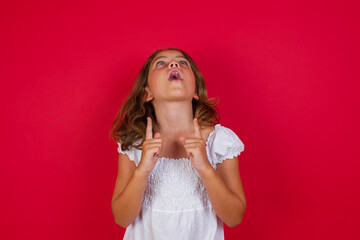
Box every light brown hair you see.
[109,48,220,151]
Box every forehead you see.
[152,50,186,62]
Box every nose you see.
[168,60,179,69]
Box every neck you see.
[152,100,195,136]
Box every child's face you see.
[145,50,197,103]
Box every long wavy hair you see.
[110,48,220,151]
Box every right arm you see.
[111,117,162,228]
[111,154,150,228]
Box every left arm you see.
[199,157,246,227]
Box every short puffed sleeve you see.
[117,139,142,167]
[206,124,245,169]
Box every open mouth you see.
[168,69,184,81]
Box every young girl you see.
[110,48,246,240]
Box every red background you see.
[1,0,359,239]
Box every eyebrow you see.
[152,55,188,64]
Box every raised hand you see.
[179,118,213,174]
[137,117,163,175]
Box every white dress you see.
[117,124,245,240]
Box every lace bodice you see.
[142,157,211,212]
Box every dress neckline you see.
[158,123,221,160]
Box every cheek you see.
[184,70,195,81]
[189,73,196,87]
[148,70,163,81]
[147,72,157,86]
[147,73,163,92]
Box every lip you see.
[167,69,184,81]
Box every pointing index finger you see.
[146,117,153,139]
[193,118,202,138]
